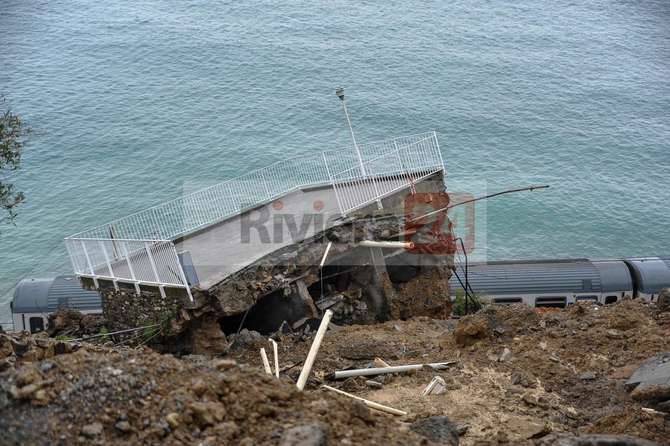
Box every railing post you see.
[121,241,141,295]
[395,142,416,195]
[323,152,345,215]
[80,240,99,288]
[173,245,194,302]
[98,240,119,291]
[433,131,445,173]
[144,242,165,299]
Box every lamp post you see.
[336,87,366,176]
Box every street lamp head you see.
[335,87,345,101]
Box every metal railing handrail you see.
[65,132,439,242]
[331,135,434,177]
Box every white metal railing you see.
[64,132,444,296]
[65,238,193,300]
[328,132,444,213]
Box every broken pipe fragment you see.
[260,348,272,375]
[321,385,407,416]
[296,309,333,391]
[331,361,456,380]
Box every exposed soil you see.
[1,299,669,445]
[228,299,670,445]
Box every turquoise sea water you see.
[1,0,669,320]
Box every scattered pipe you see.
[358,240,414,249]
[296,309,333,391]
[269,339,279,379]
[319,241,333,269]
[322,385,407,416]
[260,348,272,375]
[331,361,456,380]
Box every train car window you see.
[605,296,618,304]
[29,317,44,333]
[576,295,598,302]
[493,297,522,304]
[535,296,567,308]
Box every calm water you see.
[1,0,669,320]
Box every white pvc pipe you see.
[319,241,333,269]
[332,361,455,380]
[260,348,272,375]
[322,385,407,416]
[358,240,415,250]
[296,309,333,391]
[269,339,279,379]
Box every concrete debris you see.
[422,376,447,396]
[81,422,103,438]
[626,352,670,403]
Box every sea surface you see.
[1,0,669,322]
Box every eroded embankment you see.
[2,300,668,445]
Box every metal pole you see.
[336,88,366,176]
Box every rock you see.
[626,352,670,402]
[31,389,49,405]
[15,366,43,387]
[506,416,549,440]
[630,383,670,403]
[579,371,597,381]
[231,329,263,349]
[499,347,512,362]
[365,380,383,389]
[165,412,180,429]
[189,401,226,427]
[454,316,490,347]
[81,422,103,438]
[279,423,328,446]
[606,329,625,339]
[657,288,670,313]
[410,416,459,445]
[0,335,14,358]
[212,359,237,370]
[114,421,132,433]
[190,315,228,356]
[511,370,535,388]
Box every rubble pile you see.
[2,299,669,445]
[47,309,105,338]
[227,299,670,445]
[0,341,425,446]
[0,331,76,372]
